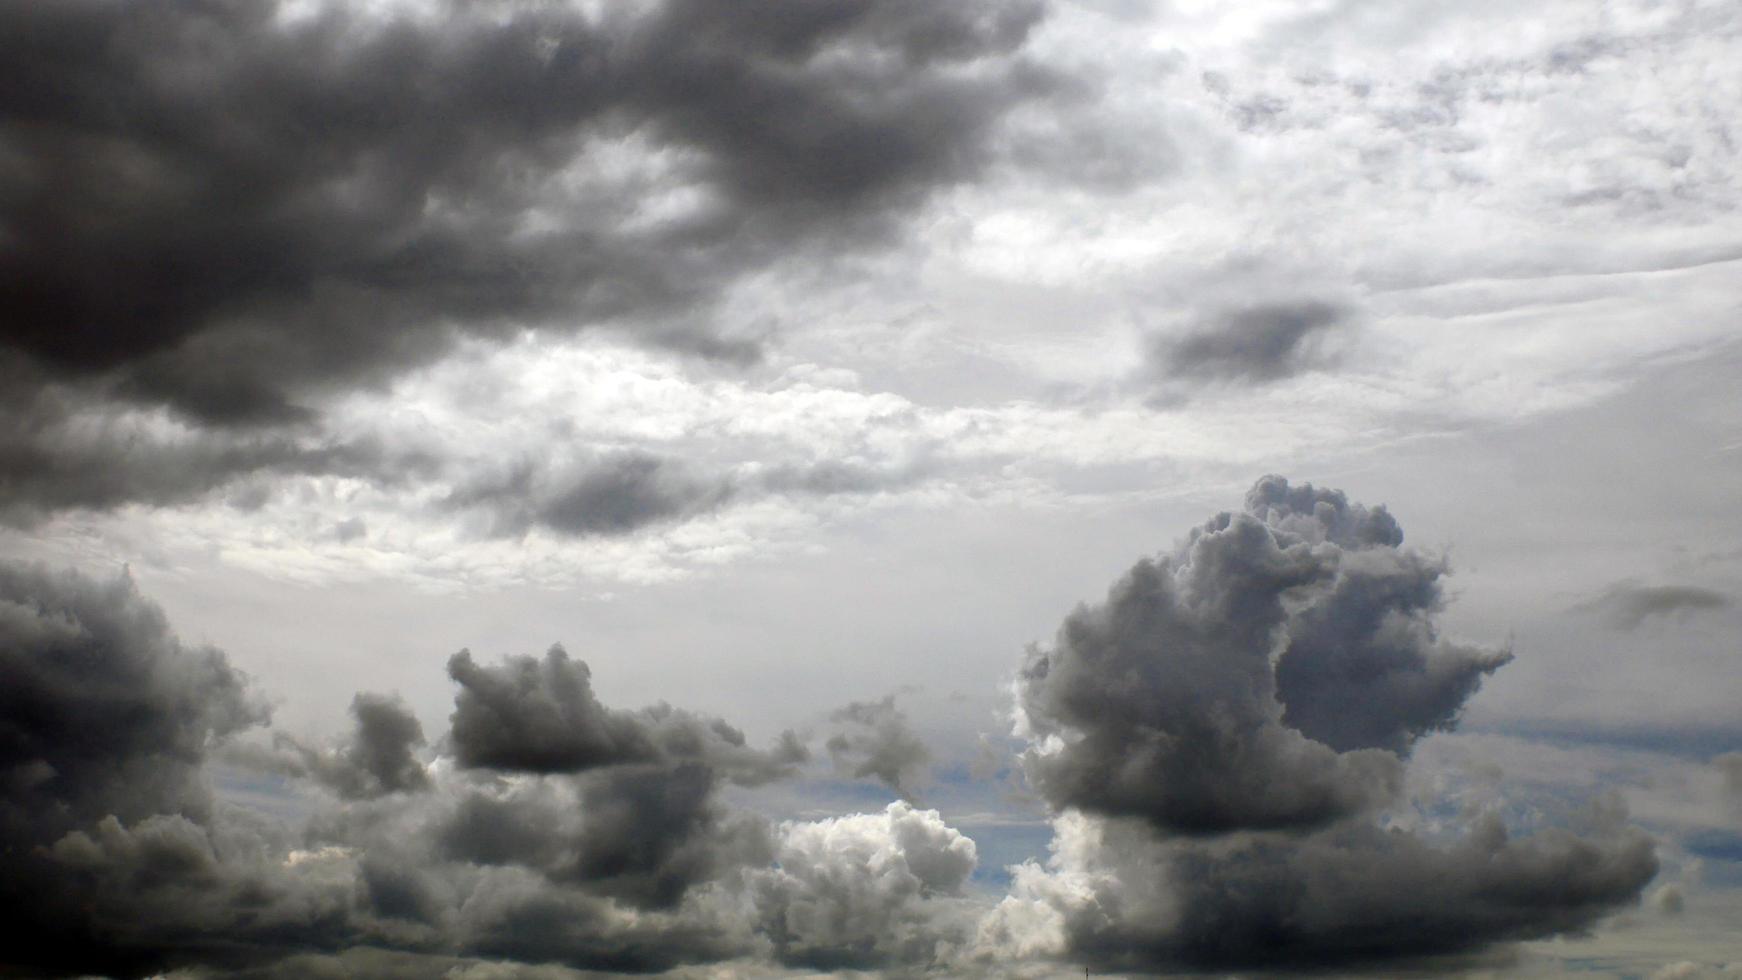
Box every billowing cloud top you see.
[1016,475,1510,835]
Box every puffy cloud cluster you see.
[752,802,979,970]
[995,476,1655,972]
[0,560,968,977]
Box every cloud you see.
[982,804,1657,974]
[0,562,265,837]
[1252,477,1515,755]
[824,695,934,799]
[1150,300,1349,385]
[751,801,979,970]
[1016,477,1446,835]
[423,762,772,913]
[1576,582,1733,630]
[444,453,738,539]
[447,645,660,773]
[282,693,432,801]
[0,562,290,976]
[995,478,1655,972]
[0,392,412,526]
[0,466,1677,978]
[0,0,1051,511]
[446,644,804,785]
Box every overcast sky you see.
[2,0,1740,977]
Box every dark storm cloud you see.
[0,562,328,978]
[1251,477,1515,755]
[0,562,265,837]
[1017,486,1397,834]
[1041,810,1658,975]
[1575,581,1733,630]
[447,645,662,772]
[994,478,1657,974]
[0,0,1050,513]
[1016,476,1511,834]
[824,695,933,799]
[1151,300,1348,384]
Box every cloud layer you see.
[0,0,1048,518]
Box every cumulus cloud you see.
[996,477,1654,972]
[1576,581,1733,630]
[446,644,805,784]
[824,695,934,799]
[0,562,300,976]
[1019,478,1412,834]
[752,801,979,970]
[0,0,1051,514]
[0,563,265,836]
[282,694,432,800]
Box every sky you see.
[1,0,1740,977]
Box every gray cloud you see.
[1017,476,1511,834]
[0,562,265,838]
[284,693,432,801]
[0,562,292,977]
[1253,477,1515,755]
[426,764,772,914]
[1576,582,1733,630]
[446,645,804,785]
[991,806,1657,975]
[1017,480,1412,835]
[0,0,1050,513]
[1151,300,1348,384]
[445,453,738,539]
[448,645,659,773]
[441,453,938,542]
[824,695,934,799]
[992,479,1657,973]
